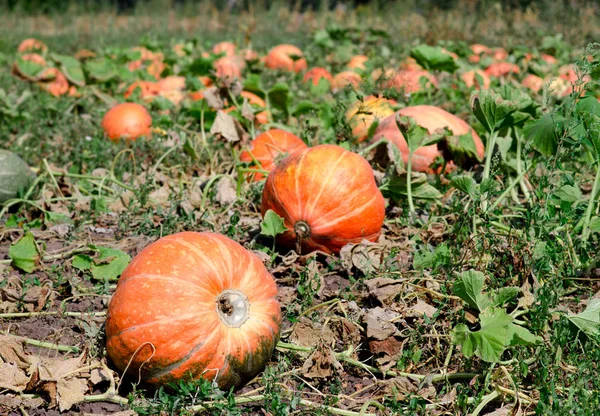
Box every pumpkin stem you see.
[294,221,310,254]
[216,290,250,328]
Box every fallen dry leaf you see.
[301,343,343,379]
[409,299,438,319]
[290,317,335,347]
[210,110,246,143]
[215,176,237,205]
[363,307,401,340]
[365,277,404,305]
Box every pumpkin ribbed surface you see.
[261,144,385,254]
[239,129,308,181]
[101,102,152,142]
[373,105,484,172]
[105,232,281,389]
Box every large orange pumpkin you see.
[264,44,307,73]
[101,102,152,142]
[239,129,308,181]
[261,145,385,254]
[105,232,281,389]
[372,105,484,173]
[345,96,396,142]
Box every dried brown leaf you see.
[363,307,401,340]
[210,110,246,143]
[365,278,403,305]
[301,343,342,379]
[215,177,237,205]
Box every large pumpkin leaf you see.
[52,53,85,86]
[380,172,442,201]
[13,56,46,81]
[395,115,446,153]
[268,82,290,115]
[410,45,458,73]
[523,112,565,156]
[452,270,491,312]
[567,299,600,338]
[0,150,36,204]
[471,87,534,133]
[85,58,117,82]
[452,308,512,363]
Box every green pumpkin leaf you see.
[14,56,46,80]
[567,299,600,338]
[491,287,520,307]
[380,172,442,201]
[523,112,564,157]
[452,270,491,312]
[52,53,85,86]
[507,323,543,346]
[444,130,482,164]
[452,308,512,362]
[471,87,534,133]
[86,58,117,82]
[9,232,40,273]
[261,210,288,238]
[450,175,478,198]
[395,115,446,153]
[90,247,131,282]
[268,82,290,115]
[410,45,458,73]
[309,77,331,96]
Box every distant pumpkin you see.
[101,102,152,142]
[264,44,307,73]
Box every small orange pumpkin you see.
[331,71,362,92]
[214,55,245,79]
[105,231,281,389]
[303,67,333,86]
[347,55,368,70]
[521,74,545,94]
[239,129,308,181]
[124,81,161,102]
[224,91,269,125]
[264,44,307,73]
[484,62,520,78]
[38,68,69,97]
[212,41,236,57]
[461,69,491,90]
[261,145,385,254]
[17,38,48,54]
[101,102,152,142]
[372,105,484,173]
[385,70,438,94]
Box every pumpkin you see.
[17,38,48,54]
[385,70,438,94]
[239,129,308,181]
[345,96,396,142]
[521,74,544,94]
[303,67,333,86]
[158,76,186,93]
[470,44,490,56]
[224,91,269,125]
[460,69,491,90]
[124,81,161,102]
[347,55,368,70]
[331,71,362,92]
[0,150,36,204]
[213,41,236,57]
[261,144,385,254]
[101,103,152,142]
[214,55,245,79]
[38,68,69,97]
[105,231,281,389]
[12,53,47,81]
[264,44,307,73]
[398,57,423,72]
[372,105,484,173]
[484,62,520,78]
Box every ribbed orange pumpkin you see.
[484,62,520,78]
[331,71,362,92]
[105,232,281,389]
[239,129,308,181]
[372,105,484,173]
[521,74,545,94]
[101,102,152,142]
[261,145,385,254]
[264,44,307,73]
[385,70,438,94]
[345,96,396,142]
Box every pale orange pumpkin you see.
[347,55,368,70]
[224,91,269,125]
[239,129,308,181]
[124,81,161,102]
[372,105,484,173]
[484,62,520,78]
[212,41,236,57]
[105,231,281,389]
[345,96,397,142]
[214,55,245,79]
[17,38,48,54]
[461,69,491,90]
[385,70,438,94]
[261,144,385,254]
[331,71,362,92]
[38,68,69,97]
[521,74,545,94]
[264,44,307,73]
[303,67,333,86]
[101,102,152,142]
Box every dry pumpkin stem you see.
[1,332,80,353]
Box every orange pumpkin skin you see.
[101,103,152,142]
[521,74,544,94]
[224,91,269,124]
[347,55,368,70]
[303,67,333,85]
[38,68,69,97]
[105,232,281,389]
[17,38,48,54]
[213,41,236,57]
[345,96,396,142]
[372,105,484,173]
[261,145,385,255]
[331,71,362,92]
[124,81,161,102]
[214,55,245,79]
[484,62,520,78]
[239,129,308,181]
[461,69,491,89]
[264,44,307,73]
[386,70,438,94]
